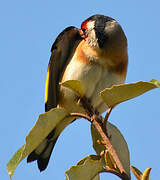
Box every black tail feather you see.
[27,128,58,171]
[37,137,58,171]
[38,157,51,172]
[27,151,39,163]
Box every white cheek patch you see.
[87,21,95,30]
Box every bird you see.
[27,14,128,171]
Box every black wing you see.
[27,27,82,171]
[45,26,82,112]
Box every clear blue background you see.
[1,1,160,179]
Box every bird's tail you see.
[27,116,75,171]
[27,128,58,171]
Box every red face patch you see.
[81,18,89,40]
[81,18,89,31]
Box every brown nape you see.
[100,35,128,77]
[102,51,128,77]
[110,58,128,77]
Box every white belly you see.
[59,59,125,114]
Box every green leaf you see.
[100,79,160,108]
[6,145,25,179]
[130,166,151,180]
[61,80,84,96]
[91,122,130,177]
[105,151,117,170]
[65,155,104,180]
[142,168,151,180]
[7,108,71,179]
[130,166,142,179]
[91,174,100,180]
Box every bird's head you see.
[80,14,127,50]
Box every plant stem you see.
[70,97,130,180]
[91,115,130,180]
[70,112,91,122]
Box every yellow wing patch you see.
[45,65,50,104]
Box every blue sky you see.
[1,0,160,180]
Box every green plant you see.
[7,79,160,180]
